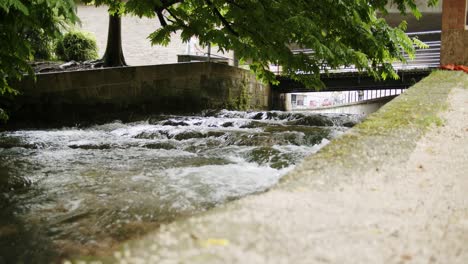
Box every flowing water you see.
[0,110,363,262]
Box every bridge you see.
[273,30,441,93]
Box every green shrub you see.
[25,28,55,60]
[55,31,99,61]
[0,108,8,122]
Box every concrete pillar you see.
[441,0,468,65]
[285,94,293,111]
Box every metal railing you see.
[272,30,441,75]
[395,30,441,70]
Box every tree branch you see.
[223,0,245,9]
[156,10,168,27]
[165,8,190,29]
[154,0,186,28]
[158,0,185,10]
[204,0,239,37]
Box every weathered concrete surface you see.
[95,71,468,264]
[5,62,269,127]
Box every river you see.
[0,110,362,262]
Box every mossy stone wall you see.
[5,62,270,127]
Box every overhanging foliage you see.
[0,0,78,120]
[125,0,438,87]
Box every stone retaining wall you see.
[5,62,270,127]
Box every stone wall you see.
[5,62,270,127]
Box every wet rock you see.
[143,142,176,150]
[286,115,334,127]
[173,131,206,141]
[245,147,293,169]
[252,113,264,120]
[245,147,280,164]
[0,166,32,193]
[222,122,234,127]
[162,120,190,127]
[265,112,280,120]
[265,112,295,120]
[201,109,219,117]
[134,131,167,139]
[0,136,41,149]
[227,133,275,146]
[206,131,226,138]
[147,116,170,124]
[342,121,356,128]
[68,144,112,150]
[239,121,269,129]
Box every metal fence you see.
[272,30,441,75]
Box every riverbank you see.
[100,71,467,263]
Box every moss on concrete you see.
[279,71,467,189]
[224,77,252,111]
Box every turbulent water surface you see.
[0,110,362,261]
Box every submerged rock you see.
[68,144,112,150]
[0,136,41,149]
[161,120,190,127]
[134,131,168,139]
[252,113,265,120]
[245,147,293,169]
[286,115,334,127]
[0,166,32,193]
[173,131,206,141]
[239,121,270,129]
[264,126,330,145]
[222,122,234,127]
[143,142,176,150]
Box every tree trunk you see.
[102,13,126,67]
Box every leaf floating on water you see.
[202,238,230,247]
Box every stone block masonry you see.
[5,62,270,128]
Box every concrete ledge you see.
[93,71,467,263]
[281,71,465,189]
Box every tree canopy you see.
[1,0,439,109]
[0,0,77,120]
[87,0,439,86]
